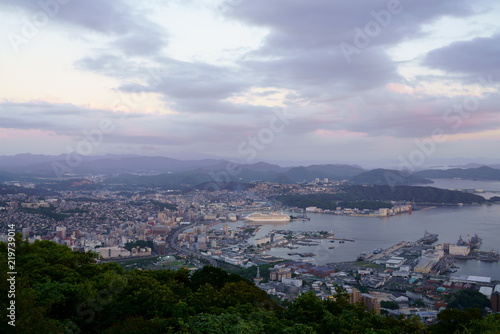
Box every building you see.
[153,240,167,255]
[255,236,271,246]
[449,245,470,256]
[479,286,493,299]
[414,257,438,274]
[492,286,500,312]
[56,226,66,239]
[362,293,381,314]
[385,257,405,269]
[152,225,169,235]
[269,267,292,281]
[97,246,131,259]
[347,287,362,304]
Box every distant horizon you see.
[1,152,499,170]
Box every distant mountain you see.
[3,154,498,186]
[103,163,365,188]
[241,162,289,173]
[348,169,433,186]
[303,164,365,178]
[0,154,229,175]
[415,166,500,181]
[273,164,365,184]
[0,153,66,167]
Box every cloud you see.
[1,0,167,55]
[423,33,500,78]
[222,0,476,99]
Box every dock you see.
[363,241,408,261]
[330,238,355,242]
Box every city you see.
[2,175,499,324]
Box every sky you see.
[0,0,499,166]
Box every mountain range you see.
[0,154,499,187]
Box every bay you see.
[239,204,500,279]
[418,178,500,199]
[215,180,500,279]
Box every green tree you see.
[447,290,491,311]
[380,300,400,310]
[428,308,483,334]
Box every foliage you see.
[18,205,68,221]
[277,185,485,209]
[427,308,483,334]
[446,290,491,311]
[124,240,154,251]
[337,200,393,210]
[150,199,178,211]
[380,300,400,310]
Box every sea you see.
[223,179,500,280]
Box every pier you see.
[363,241,408,261]
[330,238,355,242]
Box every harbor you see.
[249,204,500,279]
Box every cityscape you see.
[1,0,500,332]
[2,165,500,326]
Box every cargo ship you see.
[457,234,482,250]
[244,212,291,223]
[417,230,439,244]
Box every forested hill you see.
[2,237,500,333]
[276,185,486,210]
[415,166,500,181]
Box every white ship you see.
[244,211,291,223]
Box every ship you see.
[478,251,499,262]
[244,211,291,223]
[457,234,482,249]
[298,252,315,257]
[417,230,439,244]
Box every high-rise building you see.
[56,226,66,239]
[22,227,30,238]
[362,293,381,314]
[153,240,167,255]
[158,210,167,224]
[347,287,362,304]
[492,286,500,313]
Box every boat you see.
[287,252,298,256]
[244,211,291,223]
[417,230,439,244]
[298,252,315,257]
[457,234,482,249]
[328,246,335,249]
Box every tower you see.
[253,266,263,284]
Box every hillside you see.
[349,169,433,186]
[3,238,500,333]
[277,185,486,209]
[415,166,500,181]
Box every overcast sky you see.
[0,0,499,165]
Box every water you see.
[253,205,500,276]
[417,178,500,199]
[214,180,500,279]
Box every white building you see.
[449,245,470,256]
[386,257,405,269]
